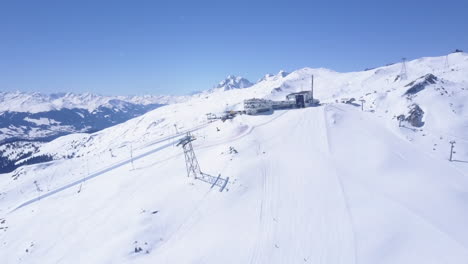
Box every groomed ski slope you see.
[2,104,468,263]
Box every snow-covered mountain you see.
[257,70,289,82]
[1,52,468,263]
[0,92,187,113]
[0,92,189,173]
[0,91,189,142]
[212,75,253,91]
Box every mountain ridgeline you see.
[0,102,163,143]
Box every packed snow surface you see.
[0,53,467,263]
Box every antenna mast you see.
[400,58,408,80]
[311,75,314,102]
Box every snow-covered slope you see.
[0,52,467,263]
[257,70,290,82]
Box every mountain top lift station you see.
[244,75,319,115]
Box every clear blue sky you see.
[1,0,467,95]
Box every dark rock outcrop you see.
[405,104,425,127]
[404,74,438,96]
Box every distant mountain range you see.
[0,92,188,113]
[0,92,188,173]
[0,92,188,143]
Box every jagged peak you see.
[214,75,253,91]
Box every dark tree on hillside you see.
[17,155,54,167]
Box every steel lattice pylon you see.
[177,132,201,179]
[176,132,229,192]
[400,57,408,80]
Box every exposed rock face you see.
[406,104,425,127]
[404,74,438,96]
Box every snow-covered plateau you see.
[0,52,467,263]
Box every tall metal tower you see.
[176,132,201,179]
[444,55,449,70]
[400,58,408,80]
[310,75,314,102]
[176,132,230,192]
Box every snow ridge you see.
[213,75,253,91]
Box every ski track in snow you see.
[246,107,356,263]
[323,105,359,264]
[325,105,468,262]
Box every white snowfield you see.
[0,53,468,263]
